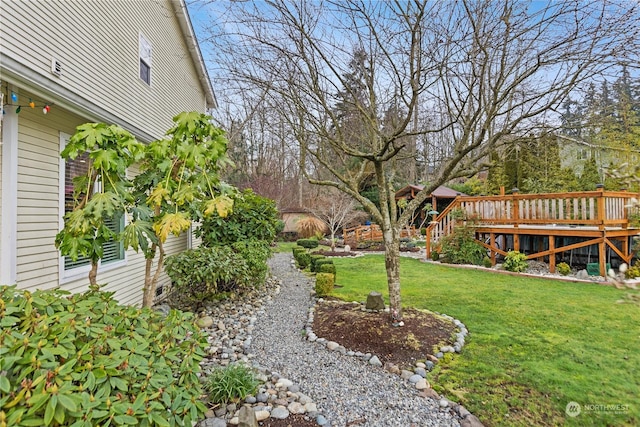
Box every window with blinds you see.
[63,153,124,270]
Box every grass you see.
[330,255,640,427]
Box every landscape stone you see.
[365,291,385,310]
[425,361,435,370]
[304,402,318,413]
[270,407,290,419]
[317,415,329,425]
[254,410,270,422]
[368,355,382,366]
[238,406,258,427]
[460,414,485,427]
[414,367,427,378]
[287,401,306,414]
[256,393,268,403]
[276,378,293,388]
[409,374,423,384]
[415,378,429,390]
[400,370,414,380]
[196,316,214,328]
[326,341,340,351]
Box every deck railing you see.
[343,224,419,244]
[427,189,639,244]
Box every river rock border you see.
[304,298,483,427]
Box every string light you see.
[11,92,17,102]
[43,105,50,114]
[29,99,35,108]
[0,84,53,115]
[15,106,21,114]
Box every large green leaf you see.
[121,220,156,254]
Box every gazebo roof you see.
[395,184,466,200]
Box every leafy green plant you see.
[504,250,528,272]
[231,240,272,285]
[625,261,640,279]
[295,251,311,269]
[315,273,334,297]
[310,255,326,272]
[557,262,571,276]
[196,189,280,247]
[204,365,259,404]
[165,246,253,311]
[319,263,336,278]
[430,251,440,261]
[483,256,492,268]
[55,123,145,286]
[56,113,235,307]
[296,239,319,249]
[0,285,207,427]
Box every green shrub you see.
[296,238,319,249]
[438,212,485,265]
[166,246,252,310]
[310,255,326,272]
[231,240,272,285]
[315,273,335,296]
[0,285,207,427]
[197,189,280,247]
[557,262,571,276]
[296,251,311,269]
[483,256,493,268]
[315,258,334,271]
[625,261,640,279]
[420,227,427,236]
[319,263,336,277]
[504,250,528,272]
[204,365,259,404]
[430,250,440,261]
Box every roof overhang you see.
[171,0,217,109]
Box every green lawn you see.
[330,255,640,427]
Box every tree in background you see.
[203,0,640,319]
[310,189,367,251]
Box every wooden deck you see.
[425,188,640,276]
[343,224,419,246]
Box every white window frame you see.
[58,132,127,284]
[139,32,152,85]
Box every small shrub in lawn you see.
[296,251,311,269]
[319,263,336,278]
[0,285,208,427]
[315,258,334,272]
[504,250,528,272]
[315,273,335,296]
[430,251,440,261]
[483,256,493,268]
[310,255,326,272]
[205,364,259,404]
[557,262,571,276]
[297,238,319,249]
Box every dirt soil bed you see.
[312,299,456,368]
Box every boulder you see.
[238,406,258,427]
[365,291,385,310]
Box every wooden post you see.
[512,188,519,228]
[598,239,606,277]
[596,183,605,231]
[513,233,520,252]
[549,235,556,273]
[490,233,496,265]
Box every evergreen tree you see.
[578,157,601,190]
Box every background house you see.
[0,0,215,305]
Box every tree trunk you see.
[88,262,98,286]
[382,223,402,320]
[142,241,166,308]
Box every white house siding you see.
[12,99,186,305]
[0,0,207,141]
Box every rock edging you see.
[304,297,483,427]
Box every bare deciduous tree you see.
[201,0,640,319]
[310,189,368,251]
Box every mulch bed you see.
[312,300,456,368]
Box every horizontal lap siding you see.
[1,0,207,140]
[14,103,187,305]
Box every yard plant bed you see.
[313,299,456,368]
[329,255,640,427]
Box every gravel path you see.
[250,252,461,427]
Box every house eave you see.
[171,0,216,109]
